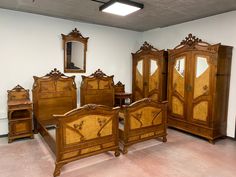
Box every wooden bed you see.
[80,69,115,107]
[32,69,120,176]
[119,98,168,154]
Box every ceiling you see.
[1,0,236,31]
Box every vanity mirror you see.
[62,28,89,73]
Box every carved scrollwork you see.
[46,68,65,78]
[135,41,159,54]
[7,85,30,101]
[8,85,26,92]
[83,104,98,110]
[90,69,108,78]
[180,33,202,46]
[62,28,87,40]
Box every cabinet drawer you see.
[10,120,32,135]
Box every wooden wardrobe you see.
[132,42,168,102]
[168,34,232,143]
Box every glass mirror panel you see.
[175,58,185,77]
[194,56,210,99]
[137,60,143,75]
[173,57,185,97]
[66,41,84,70]
[149,59,159,92]
[196,56,209,78]
[136,60,143,91]
[150,59,158,75]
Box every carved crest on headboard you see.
[90,69,109,78]
[45,68,66,78]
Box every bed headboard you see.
[32,68,77,125]
[80,69,114,107]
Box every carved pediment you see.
[134,41,159,54]
[62,28,88,40]
[180,33,202,47]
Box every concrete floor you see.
[0,128,236,177]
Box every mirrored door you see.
[169,55,187,119]
[190,54,212,125]
[134,58,144,101]
[148,58,160,101]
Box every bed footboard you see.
[53,104,120,176]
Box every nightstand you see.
[7,85,34,143]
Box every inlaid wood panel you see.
[171,96,184,116]
[193,101,208,122]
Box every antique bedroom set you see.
[6,30,232,176]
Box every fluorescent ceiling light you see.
[99,0,144,16]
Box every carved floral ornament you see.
[91,69,110,78]
[135,41,159,53]
[46,68,65,78]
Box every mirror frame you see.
[61,28,89,73]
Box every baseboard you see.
[226,136,236,141]
[0,134,8,138]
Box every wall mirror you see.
[62,28,89,73]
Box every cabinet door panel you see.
[134,58,144,100]
[190,53,215,125]
[169,55,187,118]
[148,58,159,100]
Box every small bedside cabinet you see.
[114,81,132,107]
[7,85,34,143]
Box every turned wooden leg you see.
[33,118,39,134]
[122,146,128,154]
[8,139,13,143]
[209,139,215,144]
[53,163,64,177]
[114,149,120,157]
[162,136,167,143]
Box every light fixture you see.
[99,0,144,16]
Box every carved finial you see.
[180,33,202,47]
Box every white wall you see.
[0,9,141,135]
[142,11,236,137]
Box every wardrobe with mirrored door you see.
[132,42,168,102]
[168,34,232,143]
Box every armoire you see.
[132,42,168,102]
[167,34,232,143]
